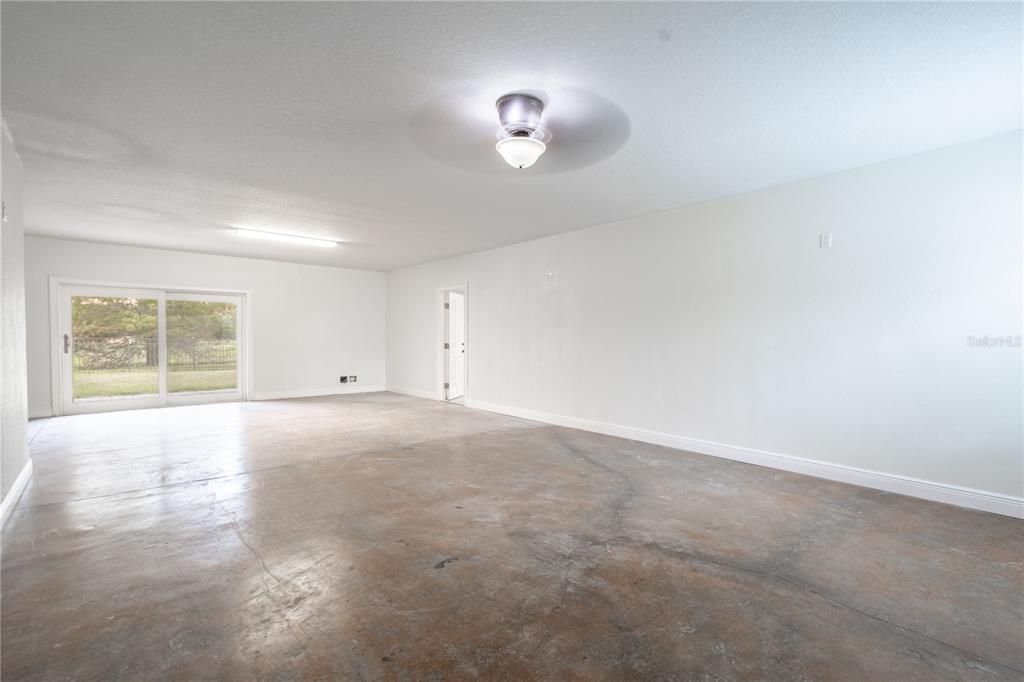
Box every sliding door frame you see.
[48,277,251,417]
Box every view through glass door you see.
[59,284,244,415]
[166,293,240,396]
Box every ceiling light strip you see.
[234,228,339,248]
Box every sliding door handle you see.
[64,334,70,354]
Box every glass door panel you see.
[72,295,160,399]
[61,286,165,415]
[166,299,239,394]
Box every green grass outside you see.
[73,369,237,399]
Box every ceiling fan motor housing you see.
[496,93,544,137]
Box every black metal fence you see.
[73,337,237,373]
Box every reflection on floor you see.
[3,393,1022,680]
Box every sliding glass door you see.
[59,285,244,415]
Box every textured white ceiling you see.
[2,2,1020,271]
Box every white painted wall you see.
[1,123,31,504]
[25,238,386,415]
[387,132,1023,503]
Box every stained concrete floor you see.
[2,392,1022,681]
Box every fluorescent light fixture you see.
[234,228,338,248]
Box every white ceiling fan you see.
[494,92,549,170]
[410,86,630,176]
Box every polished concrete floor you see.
[2,392,1022,680]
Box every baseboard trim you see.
[1,458,33,530]
[251,385,386,401]
[466,399,1024,520]
[387,385,443,401]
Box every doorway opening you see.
[441,286,467,404]
[53,281,246,415]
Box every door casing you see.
[437,283,468,403]
[445,290,466,401]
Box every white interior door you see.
[446,291,466,400]
[58,284,244,415]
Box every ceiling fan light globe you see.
[495,136,546,169]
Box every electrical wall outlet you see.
[339,376,348,383]
[349,376,357,383]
